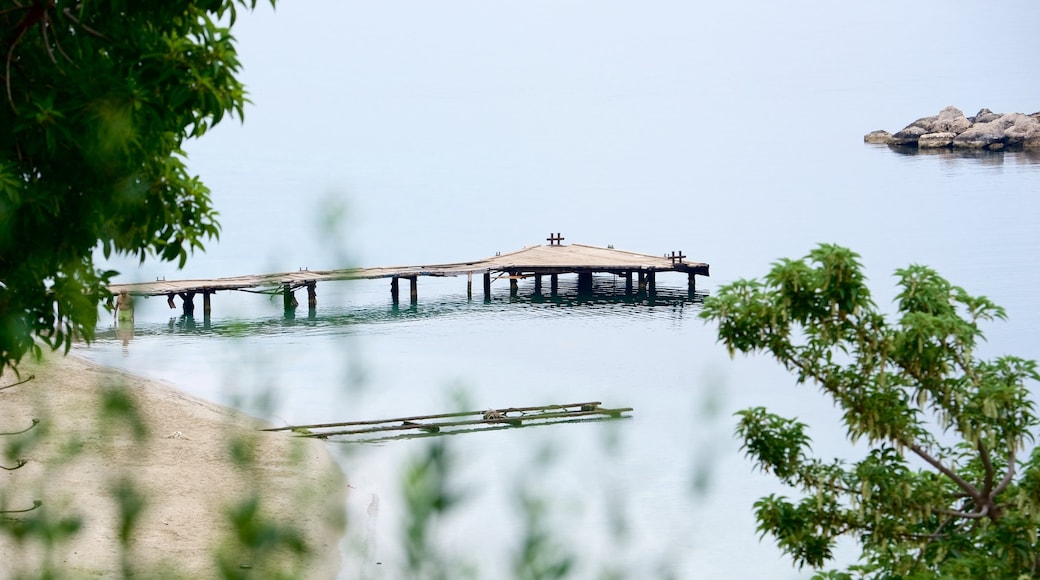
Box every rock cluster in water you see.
[864,106,1040,150]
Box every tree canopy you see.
[0,0,268,372]
[701,244,1040,578]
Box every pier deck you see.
[107,236,709,316]
[262,401,633,442]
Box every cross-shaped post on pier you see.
[547,232,565,246]
[669,251,686,264]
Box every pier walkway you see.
[108,235,709,317]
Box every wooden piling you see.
[509,277,519,297]
[391,277,400,304]
[578,272,593,294]
[202,290,212,316]
[625,272,633,295]
[282,283,296,312]
[638,272,647,293]
[550,274,558,297]
[307,281,317,309]
[467,272,473,300]
[483,272,491,301]
[409,276,418,304]
[687,272,696,296]
[179,291,195,317]
[647,271,656,295]
[533,274,542,295]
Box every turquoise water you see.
[79,0,1040,577]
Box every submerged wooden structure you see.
[107,234,709,317]
[262,401,633,441]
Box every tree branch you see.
[978,440,995,497]
[936,503,989,520]
[907,442,982,504]
[991,446,1016,498]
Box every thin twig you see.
[5,20,30,109]
[0,417,39,435]
[0,459,27,471]
[49,11,73,63]
[910,515,954,569]
[0,500,42,514]
[39,12,57,65]
[62,7,109,40]
[0,373,35,391]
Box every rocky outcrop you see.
[865,106,1040,150]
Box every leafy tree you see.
[0,0,269,372]
[700,244,1040,578]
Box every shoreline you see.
[0,351,346,578]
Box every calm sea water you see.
[78,1,1040,577]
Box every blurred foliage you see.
[701,244,1040,577]
[0,0,274,373]
[1,371,320,579]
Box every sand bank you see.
[0,351,345,578]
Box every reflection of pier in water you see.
[107,235,709,320]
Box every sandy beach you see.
[0,351,345,578]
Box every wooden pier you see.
[262,401,633,441]
[107,234,709,317]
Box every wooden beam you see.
[391,277,399,304]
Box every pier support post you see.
[687,273,696,297]
[638,272,647,294]
[409,276,418,304]
[550,274,558,297]
[467,272,473,301]
[306,281,317,309]
[533,274,542,295]
[509,276,519,297]
[483,272,491,302]
[178,292,196,317]
[391,277,400,304]
[625,272,633,295]
[647,271,656,295]
[283,283,298,318]
[203,290,212,317]
[577,272,593,295]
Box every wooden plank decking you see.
[262,401,633,441]
[106,238,709,315]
